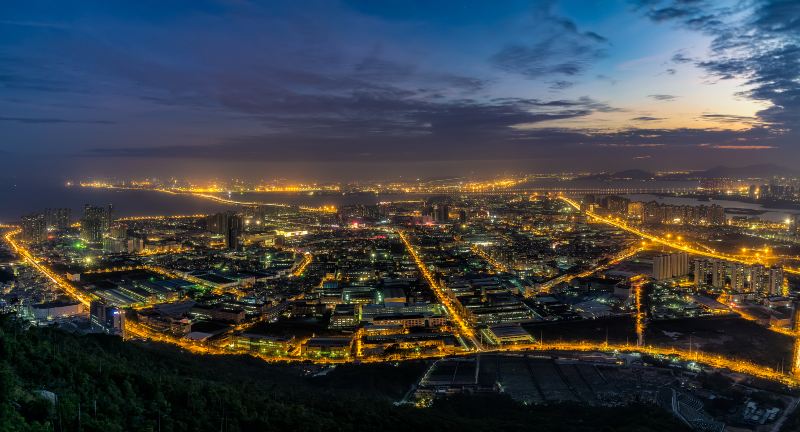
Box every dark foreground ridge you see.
[0,315,690,432]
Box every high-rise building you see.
[206,212,242,249]
[709,205,725,225]
[653,252,689,281]
[103,224,128,253]
[791,214,800,237]
[127,236,145,253]
[693,259,707,287]
[768,266,784,296]
[730,263,746,293]
[711,260,726,288]
[44,208,71,230]
[434,204,449,223]
[601,195,630,214]
[81,204,113,244]
[21,213,47,243]
[748,264,766,294]
[749,184,758,199]
[627,202,644,221]
[89,300,124,336]
[653,255,669,280]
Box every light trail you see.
[397,230,481,350]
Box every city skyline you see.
[1,0,799,182]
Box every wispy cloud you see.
[0,116,114,124]
[701,144,776,150]
[648,94,677,101]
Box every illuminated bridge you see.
[443,187,698,196]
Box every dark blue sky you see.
[1,0,798,181]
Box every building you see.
[127,236,145,253]
[44,208,71,230]
[693,259,707,288]
[30,300,84,321]
[483,324,535,345]
[652,252,689,280]
[104,224,129,253]
[601,195,630,214]
[234,332,294,356]
[81,204,113,244]
[640,201,724,225]
[730,263,747,292]
[711,260,726,289]
[21,213,46,243]
[329,304,360,329]
[627,202,644,221]
[302,337,353,357]
[206,212,242,249]
[434,204,450,223]
[768,266,784,296]
[749,265,766,294]
[89,300,124,335]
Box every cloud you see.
[648,94,677,101]
[631,116,664,121]
[490,10,608,79]
[703,145,777,150]
[671,52,693,63]
[87,124,778,163]
[549,80,574,90]
[699,113,760,125]
[596,74,618,85]
[0,116,114,124]
[665,68,676,75]
[638,0,800,137]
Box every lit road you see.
[3,225,800,387]
[80,184,336,213]
[538,245,644,293]
[470,244,509,273]
[558,195,800,276]
[291,252,313,277]
[397,230,481,350]
[3,228,93,306]
[634,276,645,347]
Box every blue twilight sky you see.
[0,0,798,181]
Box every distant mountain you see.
[611,169,655,180]
[579,169,655,181]
[698,164,798,179]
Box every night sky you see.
[1,0,798,181]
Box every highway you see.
[291,252,313,277]
[397,230,482,350]
[3,228,93,306]
[538,245,645,293]
[470,244,509,273]
[558,195,800,276]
